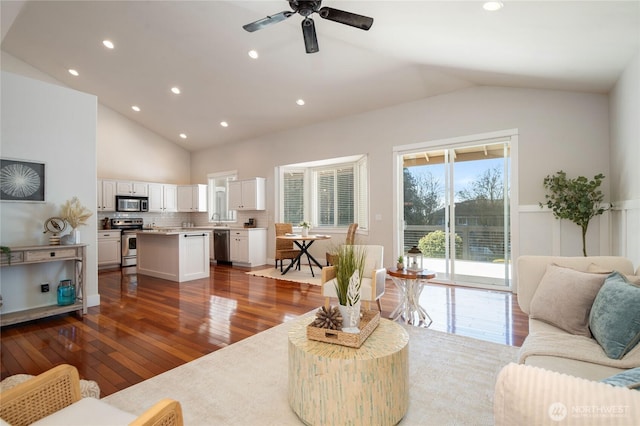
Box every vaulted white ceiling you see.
[2,1,639,152]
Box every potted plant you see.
[60,197,93,245]
[299,221,312,237]
[540,171,609,256]
[333,244,366,332]
[397,255,404,270]
[1,246,11,265]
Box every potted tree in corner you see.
[540,170,610,256]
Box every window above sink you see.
[207,170,237,224]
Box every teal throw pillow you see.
[601,367,640,390]
[589,272,640,359]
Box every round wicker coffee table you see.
[288,316,409,425]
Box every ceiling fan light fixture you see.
[171,87,181,95]
[296,99,305,106]
[220,121,229,127]
[179,133,187,139]
[131,105,140,112]
[248,50,259,59]
[102,39,115,49]
[242,1,373,54]
[483,1,504,12]
[68,69,79,76]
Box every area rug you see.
[247,266,322,286]
[104,314,518,425]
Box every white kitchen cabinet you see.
[148,183,178,213]
[116,181,149,196]
[177,184,207,212]
[230,228,266,267]
[228,178,265,211]
[98,230,121,268]
[97,179,116,212]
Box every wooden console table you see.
[0,244,87,326]
[288,316,409,425]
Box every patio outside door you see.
[399,139,512,289]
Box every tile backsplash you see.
[97,210,269,229]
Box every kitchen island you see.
[136,230,210,283]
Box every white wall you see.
[97,105,191,184]
[609,51,640,265]
[0,52,193,314]
[2,52,192,185]
[0,71,98,313]
[190,86,612,267]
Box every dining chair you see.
[325,223,358,266]
[321,244,386,311]
[274,223,301,272]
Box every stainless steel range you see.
[111,218,144,267]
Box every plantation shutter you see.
[317,170,334,226]
[283,171,304,225]
[336,167,354,226]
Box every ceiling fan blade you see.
[318,7,373,30]
[301,17,319,54]
[242,11,294,32]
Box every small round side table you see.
[387,268,436,327]
[288,316,409,425]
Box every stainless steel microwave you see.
[116,196,149,212]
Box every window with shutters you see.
[279,155,368,231]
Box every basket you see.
[307,310,380,348]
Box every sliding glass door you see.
[399,139,512,289]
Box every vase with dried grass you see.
[60,197,92,245]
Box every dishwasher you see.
[214,229,231,264]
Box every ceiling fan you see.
[242,1,374,54]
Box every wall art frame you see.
[0,158,46,202]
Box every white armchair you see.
[321,245,386,311]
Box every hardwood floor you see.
[1,264,528,397]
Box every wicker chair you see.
[275,223,301,272]
[326,223,358,266]
[0,364,183,426]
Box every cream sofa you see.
[494,363,640,426]
[516,255,640,381]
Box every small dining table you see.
[387,267,437,327]
[276,234,331,277]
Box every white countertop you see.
[136,229,212,236]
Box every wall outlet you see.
[40,283,50,293]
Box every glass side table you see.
[387,267,436,327]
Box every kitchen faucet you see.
[211,212,221,225]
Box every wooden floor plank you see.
[0,264,528,396]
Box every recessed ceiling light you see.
[248,50,259,59]
[102,39,115,49]
[296,99,305,106]
[483,1,504,11]
[131,106,141,112]
[68,69,79,76]
[220,121,229,127]
[171,87,181,95]
[179,133,187,139]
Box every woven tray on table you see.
[307,310,380,348]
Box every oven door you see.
[121,233,137,266]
